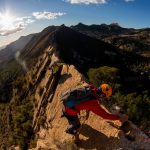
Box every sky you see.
[0,0,150,47]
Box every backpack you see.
[60,86,95,108]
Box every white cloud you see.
[124,0,135,2]
[15,17,35,26]
[0,11,66,36]
[0,25,23,36]
[26,19,35,24]
[32,11,66,20]
[64,0,107,4]
[0,15,35,36]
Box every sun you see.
[0,13,14,28]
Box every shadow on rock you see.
[59,73,72,84]
[75,124,121,150]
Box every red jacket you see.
[65,99,120,121]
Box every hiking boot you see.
[120,121,130,133]
[65,123,81,135]
[66,128,77,134]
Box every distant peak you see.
[76,22,88,27]
[60,24,66,27]
[109,23,120,27]
[78,22,85,25]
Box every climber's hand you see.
[119,114,128,123]
[82,81,90,87]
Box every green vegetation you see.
[0,75,35,150]
[111,92,150,132]
[88,66,120,91]
[88,66,150,134]
[0,59,22,103]
[0,24,150,149]
[0,104,8,143]
[112,37,149,52]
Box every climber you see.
[50,60,62,75]
[50,60,69,75]
[61,82,128,134]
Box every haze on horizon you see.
[0,0,150,47]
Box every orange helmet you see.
[99,84,112,98]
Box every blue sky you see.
[0,0,150,47]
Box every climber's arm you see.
[91,101,120,120]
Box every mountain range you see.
[0,33,35,64]
[0,23,150,149]
[71,23,150,55]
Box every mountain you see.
[0,33,36,103]
[21,25,148,75]
[71,22,135,37]
[31,65,150,150]
[20,26,58,68]
[0,24,149,149]
[71,23,150,56]
[0,33,35,64]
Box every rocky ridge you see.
[30,54,150,149]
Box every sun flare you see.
[0,13,14,28]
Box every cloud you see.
[32,11,66,20]
[64,0,107,4]
[15,17,35,26]
[15,51,28,72]
[0,11,66,36]
[0,15,35,36]
[0,25,24,36]
[124,0,135,2]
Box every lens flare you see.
[0,12,14,28]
